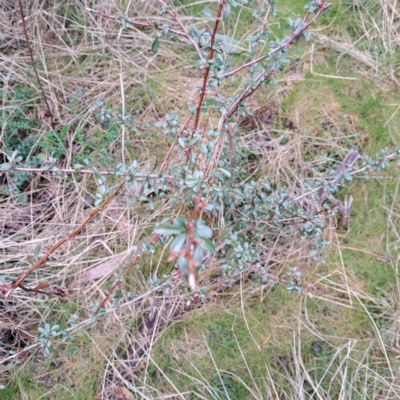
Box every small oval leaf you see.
[218,167,231,178]
[170,233,187,252]
[154,225,185,235]
[202,7,213,17]
[151,37,159,54]
[194,220,212,239]
[34,245,42,262]
[200,238,215,253]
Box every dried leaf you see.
[73,252,128,285]
[34,283,49,290]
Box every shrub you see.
[2,0,399,321]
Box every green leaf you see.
[33,244,41,262]
[151,37,159,54]
[200,238,215,253]
[154,224,185,235]
[203,98,219,106]
[193,182,201,192]
[303,30,311,42]
[178,256,189,278]
[199,144,208,154]
[218,167,231,178]
[0,163,12,170]
[222,4,231,21]
[170,233,187,252]
[11,150,18,161]
[193,245,203,262]
[202,7,213,17]
[185,178,200,188]
[194,220,212,239]
[215,34,244,54]
[59,125,68,138]
[173,217,187,231]
[178,137,185,148]
[37,153,47,161]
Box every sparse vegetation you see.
[1,0,399,399]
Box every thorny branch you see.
[157,0,205,62]
[190,0,226,138]
[160,115,192,173]
[222,3,330,78]
[1,1,332,312]
[84,4,187,39]
[1,180,126,297]
[94,232,161,314]
[0,164,178,182]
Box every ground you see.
[0,0,399,399]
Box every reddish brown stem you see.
[157,0,205,61]
[5,180,125,296]
[221,4,330,78]
[261,2,272,33]
[227,70,276,118]
[191,1,226,137]
[160,114,192,173]
[94,232,161,314]
[190,5,328,171]
[182,197,205,291]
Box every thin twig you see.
[85,5,188,40]
[17,0,55,128]
[160,115,192,173]
[261,2,273,34]
[330,242,389,261]
[227,70,276,117]
[190,0,226,138]
[0,284,163,366]
[157,0,205,62]
[221,3,330,78]
[0,165,177,183]
[202,69,275,179]
[295,151,399,202]
[4,180,126,296]
[94,232,161,314]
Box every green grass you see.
[1,0,400,399]
[143,2,400,397]
[3,351,100,400]
[146,281,397,398]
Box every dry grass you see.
[0,0,191,395]
[1,0,400,399]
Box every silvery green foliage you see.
[36,323,68,357]
[362,148,398,172]
[140,0,332,293]
[4,0,398,302]
[90,101,138,128]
